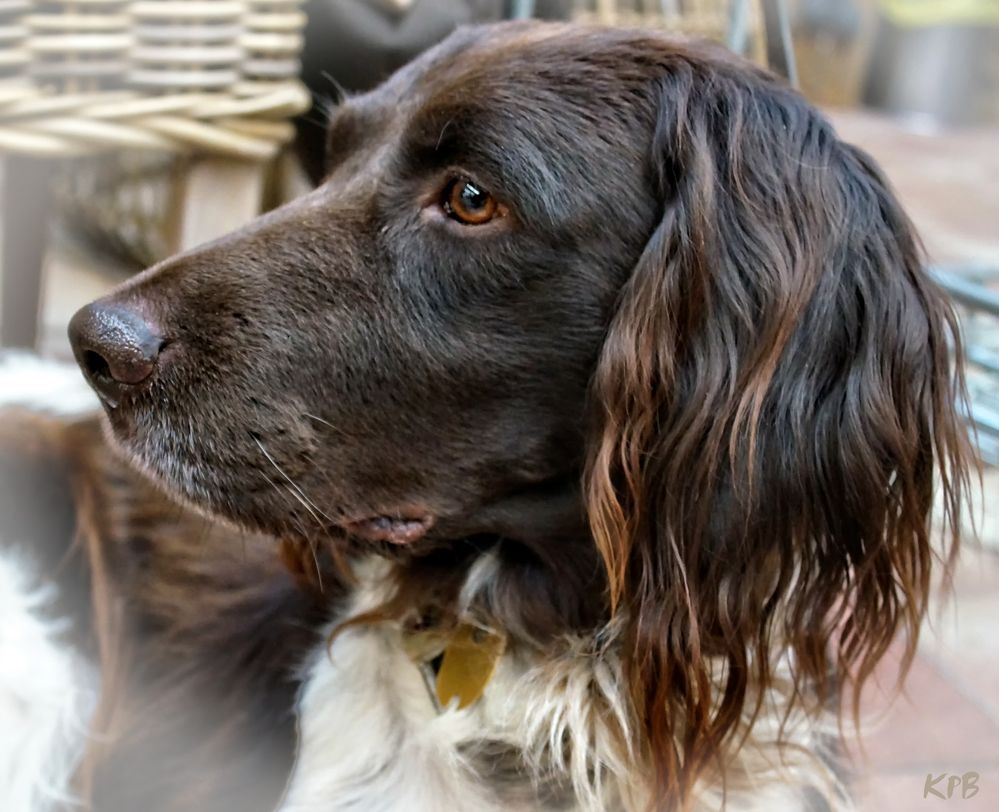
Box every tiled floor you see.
[6,110,999,809]
[849,544,999,810]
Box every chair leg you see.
[166,157,267,253]
[1,158,53,349]
[761,0,799,88]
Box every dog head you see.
[70,22,971,803]
[71,25,664,549]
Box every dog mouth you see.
[92,370,440,549]
[342,514,435,545]
[108,414,438,548]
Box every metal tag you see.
[433,623,507,710]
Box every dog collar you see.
[403,621,507,711]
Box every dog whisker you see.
[257,468,325,592]
[280,486,325,593]
[303,413,336,430]
[253,436,332,592]
[252,436,334,525]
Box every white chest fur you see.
[279,559,839,812]
[279,557,631,812]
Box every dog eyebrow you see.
[397,103,582,234]
[324,105,373,173]
[404,102,469,156]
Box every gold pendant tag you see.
[434,623,507,710]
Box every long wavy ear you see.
[585,53,972,807]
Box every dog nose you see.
[68,302,163,406]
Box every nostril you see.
[82,349,112,383]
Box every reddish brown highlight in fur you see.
[585,53,972,811]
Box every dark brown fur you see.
[4,21,973,811]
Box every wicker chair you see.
[0,0,309,347]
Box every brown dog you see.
[1,21,971,812]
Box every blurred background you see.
[0,2,995,809]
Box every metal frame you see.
[932,268,999,467]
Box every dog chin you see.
[100,414,221,515]
[99,412,324,545]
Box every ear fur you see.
[585,53,972,807]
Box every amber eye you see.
[442,178,498,225]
